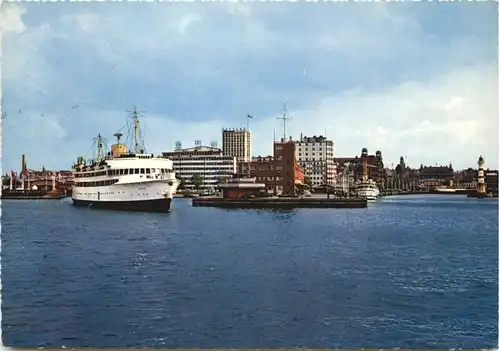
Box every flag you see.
[247,114,253,119]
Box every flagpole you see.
[246,114,253,131]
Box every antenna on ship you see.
[114,132,123,144]
[363,158,368,182]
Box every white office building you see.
[162,146,236,189]
[222,128,252,163]
[295,135,336,187]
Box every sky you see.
[1,1,498,172]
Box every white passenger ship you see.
[355,159,380,202]
[71,108,180,212]
[355,180,380,202]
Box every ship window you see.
[146,168,151,174]
[141,169,145,174]
[125,169,129,175]
[151,168,156,173]
[119,169,123,175]
[134,168,139,174]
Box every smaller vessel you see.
[355,159,380,202]
[355,180,380,202]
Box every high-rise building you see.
[295,135,336,187]
[222,128,251,163]
[162,146,236,190]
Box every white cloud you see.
[0,3,26,34]
[178,14,201,35]
[1,2,497,172]
[73,13,102,34]
[234,63,497,169]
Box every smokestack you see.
[21,154,26,174]
[300,133,303,141]
[52,175,56,191]
[9,170,13,190]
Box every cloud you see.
[1,2,497,171]
[178,14,201,35]
[0,3,26,34]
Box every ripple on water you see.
[1,196,497,348]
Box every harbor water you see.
[1,195,498,348]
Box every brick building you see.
[336,148,385,185]
[238,139,305,195]
[485,169,499,194]
[419,164,454,185]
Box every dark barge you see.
[192,196,368,209]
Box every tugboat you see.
[71,107,180,212]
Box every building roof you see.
[336,157,357,164]
[167,146,222,153]
[298,135,329,143]
[420,166,453,172]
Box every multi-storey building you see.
[336,148,385,186]
[222,128,252,163]
[485,169,498,194]
[295,135,336,187]
[162,146,236,189]
[419,164,455,185]
[237,138,305,195]
[238,156,277,194]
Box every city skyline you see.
[1,2,498,172]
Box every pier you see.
[192,196,368,209]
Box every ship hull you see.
[72,197,172,212]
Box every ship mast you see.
[133,107,140,154]
[363,159,368,182]
[97,134,104,161]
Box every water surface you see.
[1,195,498,348]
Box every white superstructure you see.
[71,108,179,212]
[355,181,380,202]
